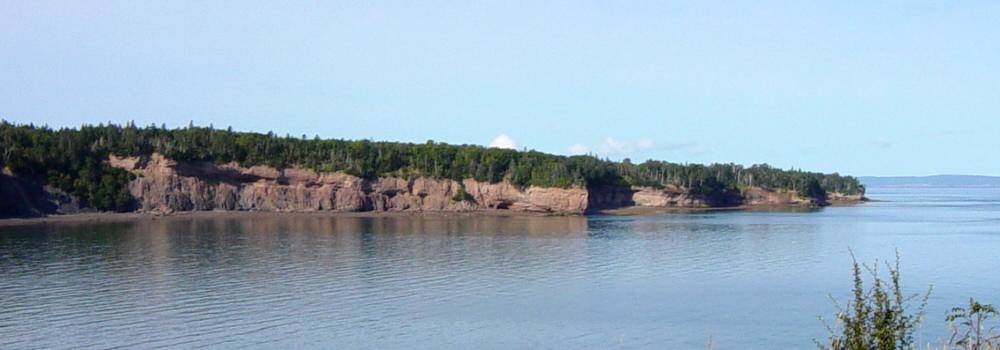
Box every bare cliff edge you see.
[109,154,590,214]
[1,154,864,218]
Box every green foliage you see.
[819,252,931,350]
[947,299,1000,349]
[618,161,864,201]
[451,185,472,202]
[818,253,1000,350]
[0,122,136,211]
[799,177,826,200]
[1,121,864,211]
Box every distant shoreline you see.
[0,200,868,227]
[1,123,865,219]
[861,175,1000,188]
[0,210,575,227]
[595,200,867,215]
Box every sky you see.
[2,1,999,176]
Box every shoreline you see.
[596,198,868,215]
[0,200,868,227]
[0,209,576,227]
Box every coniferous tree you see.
[0,121,864,212]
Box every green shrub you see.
[947,298,1000,350]
[818,251,931,350]
[451,185,472,202]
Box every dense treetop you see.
[0,121,864,211]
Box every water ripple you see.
[2,188,1000,348]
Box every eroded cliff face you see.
[586,185,714,210]
[1,154,864,218]
[0,169,81,218]
[593,185,849,209]
[742,187,815,206]
[106,154,857,215]
[826,191,865,203]
[108,154,590,214]
[631,185,712,207]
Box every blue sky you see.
[2,1,998,176]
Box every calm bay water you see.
[1,187,999,349]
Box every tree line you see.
[0,121,864,211]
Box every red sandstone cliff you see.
[109,154,590,214]
[1,154,862,218]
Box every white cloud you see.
[636,138,654,149]
[873,137,892,148]
[567,137,659,158]
[603,137,627,154]
[567,143,589,154]
[597,137,655,157]
[489,134,518,149]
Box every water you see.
[1,187,999,349]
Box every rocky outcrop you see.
[109,154,590,214]
[742,187,816,206]
[588,184,833,211]
[0,169,82,218]
[587,185,712,210]
[826,191,866,203]
[630,185,712,207]
[1,154,864,218]
[585,185,635,211]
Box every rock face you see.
[826,191,866,203]
[1,154,862,218]
[591,184,839,209]
[0,169,81,218]
[630,185,711,207]
[109,154,590,214]
[742,187,815,206]
[586,185,635,211]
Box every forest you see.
[0,121,864,211]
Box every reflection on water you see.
[2,187,1000,349]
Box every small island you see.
[0,121,865,218]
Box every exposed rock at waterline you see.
[108,154,590,214]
